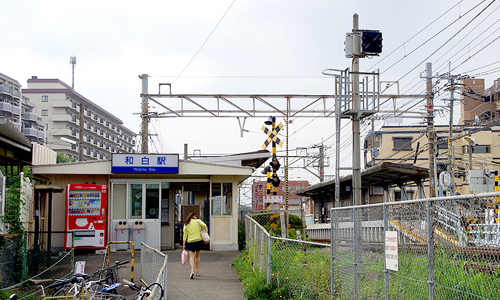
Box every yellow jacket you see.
[183,219,208,243]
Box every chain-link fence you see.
[331,192,500,300]
[0,231,74,299]
[246,211,331,299]
[141,242,167,300]
[0,234,24,289]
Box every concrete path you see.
[74,249,245,299]
[166,250,245,300]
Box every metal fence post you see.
[253,222,257,270]
[267,235,272,284]
[330,208,336,300]
[383,202,389,300]
[353,207,358,299]
[427,198,435,299]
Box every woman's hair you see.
[185,212,197,225]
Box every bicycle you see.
[122,279,164,300]
[91,260,129,286]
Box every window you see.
[472,145,491,153]
[41,109,48,116]
[392,137,412,150]
[129,184,142,219]
[394,190,414,201]
[436,137,449,149]
[41,95,48,102]
[145,184,159,219]
[211,182,232,216]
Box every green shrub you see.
[238,220,246,251]
[232,251,291,299]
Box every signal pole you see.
[352,14,362,206]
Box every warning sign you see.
[385,231,398,271]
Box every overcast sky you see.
[2,1,499,199]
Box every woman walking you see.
[183,212,208,279]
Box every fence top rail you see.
[141,242,166,257]
[331,191,500,211]
[245,215,271,238]
[271,236,332,247]
[248,209,303,217]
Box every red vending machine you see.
[65,184,107,249]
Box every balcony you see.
[23,99,36,108]
[52,100,72,108]
[11,105,20,116]
[22,112,38,121]
[0,86,12,95]
[37,131,44,139]
[22,127,38,137]
[52,114,72,122]
[0,102,13,113]
[49,143,75,151]
[51,128,72,137]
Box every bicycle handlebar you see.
[122,279,141,291]
[115,260,129,266]
[47,274,88,289]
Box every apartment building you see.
[23,76,136,161]
[252,180,309,210]
[0,73,45,144]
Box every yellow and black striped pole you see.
[272,118,278,196]
[495,170,498,203]
[266,166,271,196]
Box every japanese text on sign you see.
[385,231,398,271]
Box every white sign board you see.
[112,154,179,173]
[385,231,398,271]
[263,195,283,204]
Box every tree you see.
[56,152,76,163]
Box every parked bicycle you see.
[91,260,129,286]
[122,279,164,300]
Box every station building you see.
[32,151,269,251]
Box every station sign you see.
[112,154,179,173]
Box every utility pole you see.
[425,63,437,197]
[447,70,458,195]
[319,143,325,182]
[140,74,149,154]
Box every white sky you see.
[2,0,500,202]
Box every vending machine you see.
[65,184,107,249]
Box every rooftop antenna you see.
[70,55,76,89]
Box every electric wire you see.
[171,0,236,87]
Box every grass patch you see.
[232,251,291,299]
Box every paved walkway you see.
[74,249,245,299]
[166,250,245,300]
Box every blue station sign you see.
[112,154,179,173]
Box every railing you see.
[141,242,167,300]
[246,212,331,299]
[331,192,500,300]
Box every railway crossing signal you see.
[261,122,284,150]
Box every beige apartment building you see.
[23,77,136,161]
[365,78,500,198]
